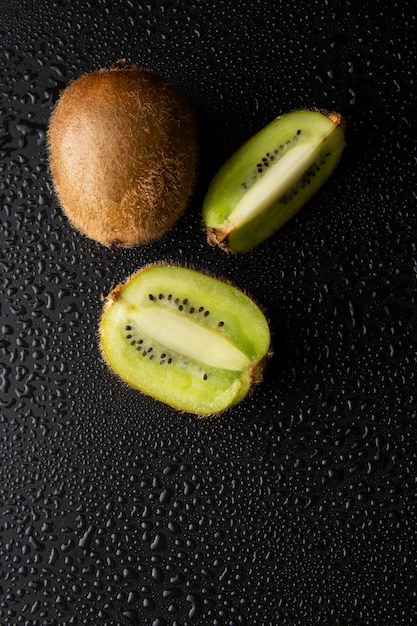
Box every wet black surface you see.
[1,1,416,624]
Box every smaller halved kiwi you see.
[202,109,346,252]
[47,60,198,248]
[99,264,271,417]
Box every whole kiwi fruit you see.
[47,60,198,247]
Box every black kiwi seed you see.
[204,310,209,317]
[218,321,224,327]
[125,325,132,330]
[254,136,303,180]
[158,293,163,299]
[148,294,154,300]
[203,373,208,380]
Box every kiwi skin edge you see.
[47,60,198,248]
[202,108,346,253]
[99,263,272,418]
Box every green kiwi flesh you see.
[47,60,198,248]
[99,264,271,416]
[202,109,346,252]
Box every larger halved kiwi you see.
[47,60,198,247]
[99,264,271,417]
[202,109,346,252]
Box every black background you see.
[1,1,416,624]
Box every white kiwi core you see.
[225,130,335,232]
[130,306,250,371]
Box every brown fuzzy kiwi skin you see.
[98,262,273,418]
[47,60,198,248]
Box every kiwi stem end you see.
[206,228,234,253]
